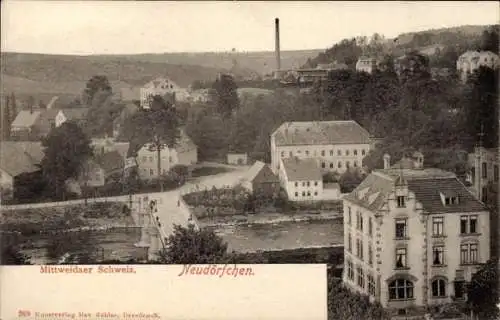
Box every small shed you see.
[241,161,280,196]
[227,153,248,165]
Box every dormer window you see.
[440,192,459,206]
[397,196,406,208]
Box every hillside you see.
[94,50,323,76]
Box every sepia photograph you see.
[0,1,499,319]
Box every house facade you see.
[140,77,189,108]
[356,57,379,74]
[467,147,499,203]
[241,161,280,196]
[457,51,499,83]
[278,157,323,202]
[342,155,490,317]
[227,153,248,165]
[135,130,197,180]
[270,120,372,175]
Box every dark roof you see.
[344,168,486,214]
[273,120,371,146]
[243,161,279,183]
[0,141,43,176]
[60,108,89,121]
[282,157,322,181]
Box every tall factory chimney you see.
[275,18,281,77]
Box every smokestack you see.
[275,18,281,74]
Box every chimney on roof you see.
[274,18,281,79]
[383,153,391,169]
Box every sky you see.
[1,1,499,55]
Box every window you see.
[356,212,364,231]
[149,156,153,162]
[149,169,154,176]
[295,182,298,187]
[338,162,342,168]
[314,181,318,186]
[346,150,350,156]
[281,151,285,157]
[337,150,341,156]
[368,217,373,236]
[302,191,306,197]
[482,187,487,202]
[347,207,352,225]
[314,191,318,196]
[395,218,407,238]
[360,241,364,260]
[302,182,306,187]
[330,150,334,156]
[289,151,293,157]
[461,215,478,234]
[482,162,487,178]
[321,150,325,156]
[389,279,414,300]
[142,156,147,162]
[368,246,373,265]
[354,150,358,156]
[397,196,406,208]
[346,161,351,168]
[307,191,311,196]
[357,267,365,288]
[395,248,407,268]
[307,181,310,187]
[432,217,444,236]
[431,279,447,297]
[354,161,358,167]
[321,162,326,168]
[362,149,366,156]
[305,150,309,156]
[495,165,499,181]
[294,192,298,197]
[454,281,465,299]
[330,163,334,168]
[348,233,352,252]
[347,260,354,280]
[169,156,172,163]
[460,243,479,264]
[368,274,376,295]
[432,246,445,265]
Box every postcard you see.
[1,1,499,320]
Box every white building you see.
[140,77,189,108]
[278,157,323,202]
[456,51,499,83]
[270,120,372,175]
[356,57,379,74]
[135,130,197,180]
[342,154,490,318]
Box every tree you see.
[328,277,389,320]
[467,259,499,320]
[480,27,499,54]
[121,95,180,189]
[1,244,31,265]
[212,74,240,119]
[339,170,365,193]
[158,224,231,264]
[40,122,93,200]
[10,92,17,124]
[2,95,11,140]
[82,75,112,106]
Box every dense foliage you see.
[467,259,500,320]
[40,121,93,200]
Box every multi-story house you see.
[135,130,197,180]
[356,57,379,74]
[457,51,499,83]
[270,120,372,175]
[467,147,499,203]
[342,154,490,318]
[278,157,323,202]
[140,77,189,109]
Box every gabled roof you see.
[344,168,486,214]
[59,108,89,121]
[0,141,44,176]
[281,157,321,181]
[243,161,279,184]
[11,110,41,129]
[273,120,371,146]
